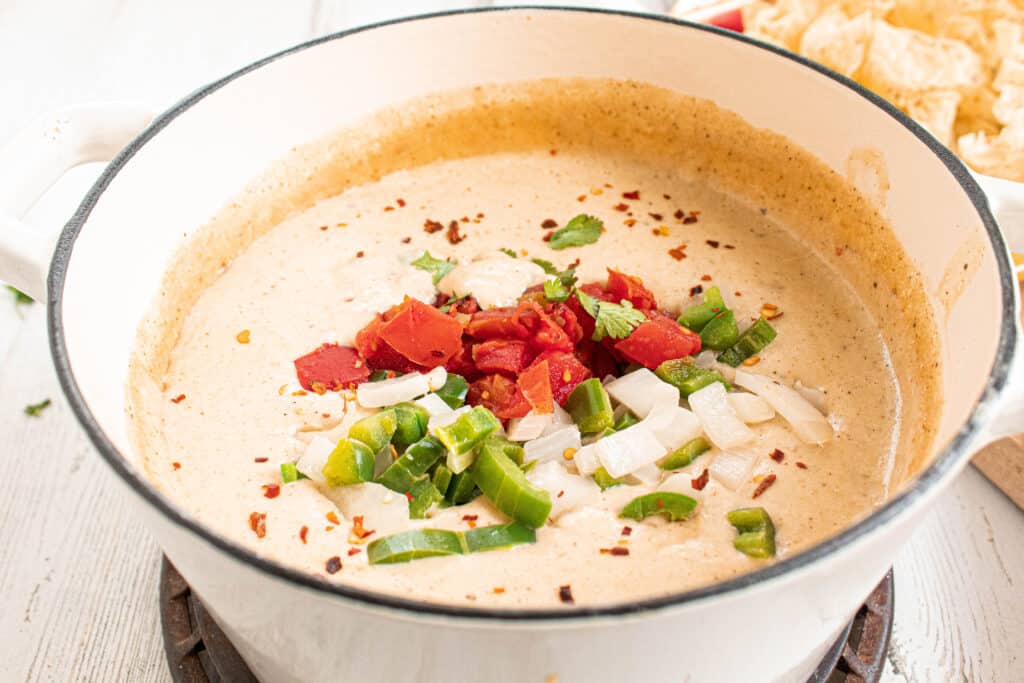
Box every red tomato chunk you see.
[377,298,464,367]
[605,269,657,311]
[517,360,554,414]
[614,315,702,369]
[468,374,531,419]
[472,339,534,375]
[532,351,592,405]
[293,344,369,391]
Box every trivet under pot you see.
[160,557,894,683]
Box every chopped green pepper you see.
[471,443,552,528]
[280,462,308,483]
[446,471,479,505]
[593,466,625,490]
[376,435,446,492]
[655,357,729,397]
[408,477,443,519]
[718,318,778,367]
[463,522,537,553]
[431,464,453,497]
[620,492,698,522]
[699,310,740,351]
[612,409,640,431]
[368,369,392,382]
[677,286,726,331]
[367,528,465,564]
[322,439,375,487]
[727,507,776,558]
[565,378,614,433]
[391,402,430,446]
[479,435,525,466]
[347,409,397,453]
[659,437,711,470]
[434,374,469,409]
[434,406,501,471]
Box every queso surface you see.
[128,79,938,608]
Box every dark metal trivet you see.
[160,558,893,683]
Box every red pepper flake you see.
[550,149,558,156]
[668,245,687,261]
[170,394,186,404]
[613,203,629,212]
[835,245,846,256]
[690,285,703,296]
[622,190,640,200]
[254,457,269,463]
[326,511,340,525]
[424,219,444,234]
[557,490,565,498]
[706,240,720,248]
[350,515,375,543]
[493,586,506,594]
[446,220,465,244]
[752,474,777,499]
[541,218,558,229]
[542,232,553,242]
[610,546,630,556]
[462,514,479,529]
[623,218,637,227]
[558,585,574,604]
[262,484,280,499]
[325,556,342,574]
[476,212,485,219]
[405,491,414,501]
[724,244,736,250]
[309,381,328,395]
[649,212,663,220]
[400,236,411,244]
[769,448,785,463]
[621,526,633,536]
[692,468,710,491]
[396,198,406,208]
[347,548,362,556]
[460,216,470,223]
[664,193,672,199]
[356,250,365,258]
[172,462,181,471]
[249,512,267,539]
[734,291,743,297]
[683,214,699,225]
[701,274,712,282]
[319,225,328,231]
[674,209,685,220]
[577,195,587,202]
[299,525,308,544]
[796,461,808,470]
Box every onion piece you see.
[507,411,554,442]
[294,436,333,486]
[526,460,601,519]
[572,443,603,476]
[605,368,679,418]
[595,423,668,478]
[425,366,448,391]
[734,369,834,444]
[795,380,828,414]
[323,482,410,536]
[524,426,582,465]
[687,382,757,449]
[428,405,472,432]
[414,392,454,417]
[727,392,776,424]
[628,463,662,486]
[643,404,703,450]
[356,371,431,408]
[542,403,575,435]
[708,449,759,490]
[694,350,718,369]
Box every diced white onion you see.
[507,411,554,442]
[687,382,757,449]
[628,463,662,486]
[524,426,582,465]
[414,392,453,417]
[357,372,431,408]
[572,443,603,476]
[694,350,718,369]
[643,404,703,450]
[727,392,777,424]
[541,403,574,435]
[605,368,678,417]
[795,381,829,414]
[596,423,668,478]
[526,460,601,519]
[294,436,333,485]
[708,449,759,490]
[734,369,834,444]
[425,366,448,391]
[323,482,410,534]
[428,404,472,431]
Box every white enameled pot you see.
[1,8,1022,683]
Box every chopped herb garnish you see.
[438,293,470,313]
[548,214,604,250]
[543,278,570,302]
[531,258,578,288]
[575,291,646,342]
[5,285,33,305]
[499,247,517,258]
[24,399,51,417]
[411,251,455,284]
[531,257,558,275]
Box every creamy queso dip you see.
[128,79,939,608]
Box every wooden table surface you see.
[1,2,1021,681]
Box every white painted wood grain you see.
[0,1,1021,682]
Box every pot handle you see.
[973,172,1024,444]
[0,103,155,301]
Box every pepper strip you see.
[727,507,776,558]
[471,441,552,529]
[619,492,698,522]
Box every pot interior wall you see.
[61,9,1002,493]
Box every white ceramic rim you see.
[46,6,1019,622]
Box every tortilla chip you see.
[743,0,824,50]
[958,125,1024,181]
[838,0,896,16]
[800,7,874,76]
[859,21,986,97]
[898,90,962,145]
[955,87,1003,138]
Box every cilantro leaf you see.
[24,398,51,417]
[5,285,33,305]
[548,215,604,250]
[532,258,577,289]
[543,279,570,302]
[438,293,471,313]
[499,248,517,258]
[575,291,645,341]
[531,258,558,275]
[411,251,455,284]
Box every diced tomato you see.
[606,269,657,311]
[472,339,534,375]
[468,374,531,419]
[465,307,531,340]
[548,302,584,345]
[514,301,573,352]
[564,282,612,339]
[531,351,592,405]
[444,340,479,381]
[293,344,370,391]
[517,360,554,414]
[575,338,621,380]
[355,315,423,373]
[377,298,464,368]
[708,8,743,32]
[614,314,702,369]
[433,292,481,316]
